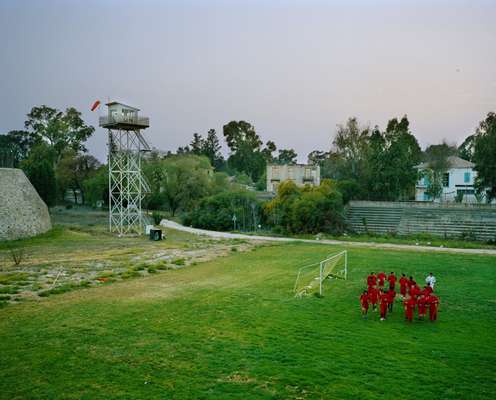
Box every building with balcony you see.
[266,164,320,193]
[414,155,490,203]
[99,101,149,130]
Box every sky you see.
[1,0,495,163]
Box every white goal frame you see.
[294,250,347,297]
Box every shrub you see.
[172,258,185,266]
[152,211,163,225]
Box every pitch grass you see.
[0,243,495,399]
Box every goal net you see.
[293,250,347,297]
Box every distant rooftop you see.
[415,155,475,170]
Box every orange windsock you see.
[90,100,101,111]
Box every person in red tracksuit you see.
[427,294,439,322]
[360,290,369,319]
[379,289,389,321]
[410,284,421,301]
[407,276,416,294]
[387,288,396,312]
[424,283,433,295]
[417,294,427,320]
[404,294,416,322]
[368,286,379,311]
[367,272,377,288]
[387,272,396,290]
[399,274,408,297]
[377,271,386,288]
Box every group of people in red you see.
[359,271,439,322]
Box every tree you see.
[56,150,101,204]
[223,121,267,181]
[82,166,109,207]
[261,140,277,162]
[0,130,35,167]
[276,149,298,165]
[458,135,475,162]
[472,112,496,200]
[24,106,95,166]
[421,141,457,200]
[202,129,224,169]
[190,133,204,155]
[20,143,57,207]
[332,117,370,181]
[142,154,213,216]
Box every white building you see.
[415,156,483,203]
[266,164,320,193]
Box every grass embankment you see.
[1,239,495,399]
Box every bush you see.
[152,211,163,225]
[184,190,261,232]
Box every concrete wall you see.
[346,201,496,241]
[0,168,52,241]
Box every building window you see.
[464,172,471,183]
[442,173,450,188]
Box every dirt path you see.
[161,220,496,256]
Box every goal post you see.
[294,250,347,297]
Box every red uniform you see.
[367,274,377,288]
[404,298,416,322]
[399,277,408,296]
[360,293,369,311]
[417,295,427,319]
[387,273,396,290]
[424,285,433,295]
[379,293,389,319]
[368,287,378,306]
[407,279,416,294]
[378,272,386,287]
[428,295,439,321]
[410,285,421,301]
[387,289,396,312]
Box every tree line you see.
[1,105,495,234]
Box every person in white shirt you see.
[425,272,436,290]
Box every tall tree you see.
[56,150,101,204]
[202,129,224,169]
[20,143,57,206]
[24,105,94,166]
[223,121,266,181]
[472,112,496,200]
[276,148,298,165]
[190,133,204,155]
[421,141,456,200]
[0,130,35,167]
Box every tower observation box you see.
[99,102,149,130]
[99,101,151,236]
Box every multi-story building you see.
[415,155,486,203]
[266,164,320,193]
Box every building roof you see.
[415,155,475,170]
[105,101,140,111]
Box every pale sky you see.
[1,0,495,162]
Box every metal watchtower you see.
[99,101,151,235]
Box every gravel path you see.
[161,220,496,256]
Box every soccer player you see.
[360,290,369,318]
[368,285,378,311]
[422,284,433,296]
[407,276,416,294]
[367,272,377,288]
[410,284,421,301]
[404,294,416,322]
[377,271,386,287]
[427,293,440,322]
[426,272,436,290]
[387,272,396,290]
[379,289,389,321]
[387,287,396,312]
[399,274,408,297]
[417,294,427,320]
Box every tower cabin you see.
[99,101,149,130]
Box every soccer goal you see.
[293,250,347,298]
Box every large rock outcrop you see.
[0,168,52,241]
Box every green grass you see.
[0,241,495,399]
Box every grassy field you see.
[1,214,495,399]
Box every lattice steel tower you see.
[99,102,151,235]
